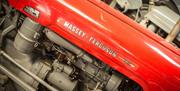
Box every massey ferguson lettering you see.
[64,21,86,38]
[63,21,118,57]
[89,37,117,57]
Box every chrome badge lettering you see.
[89,37,117,57]
[63,21,118,58]
[64,21,86,38]
[24,6,40,18]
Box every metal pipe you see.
[166,18,180,42]
[0,24,16,47]
[0,64,36,91]
[109,0,117,8]
[0,51,59,91]
[149,0,155,12]
[0,17,5,26]
[14,18,42,53]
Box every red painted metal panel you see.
[8,0,180,91]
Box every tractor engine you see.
[0,0,179,91]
